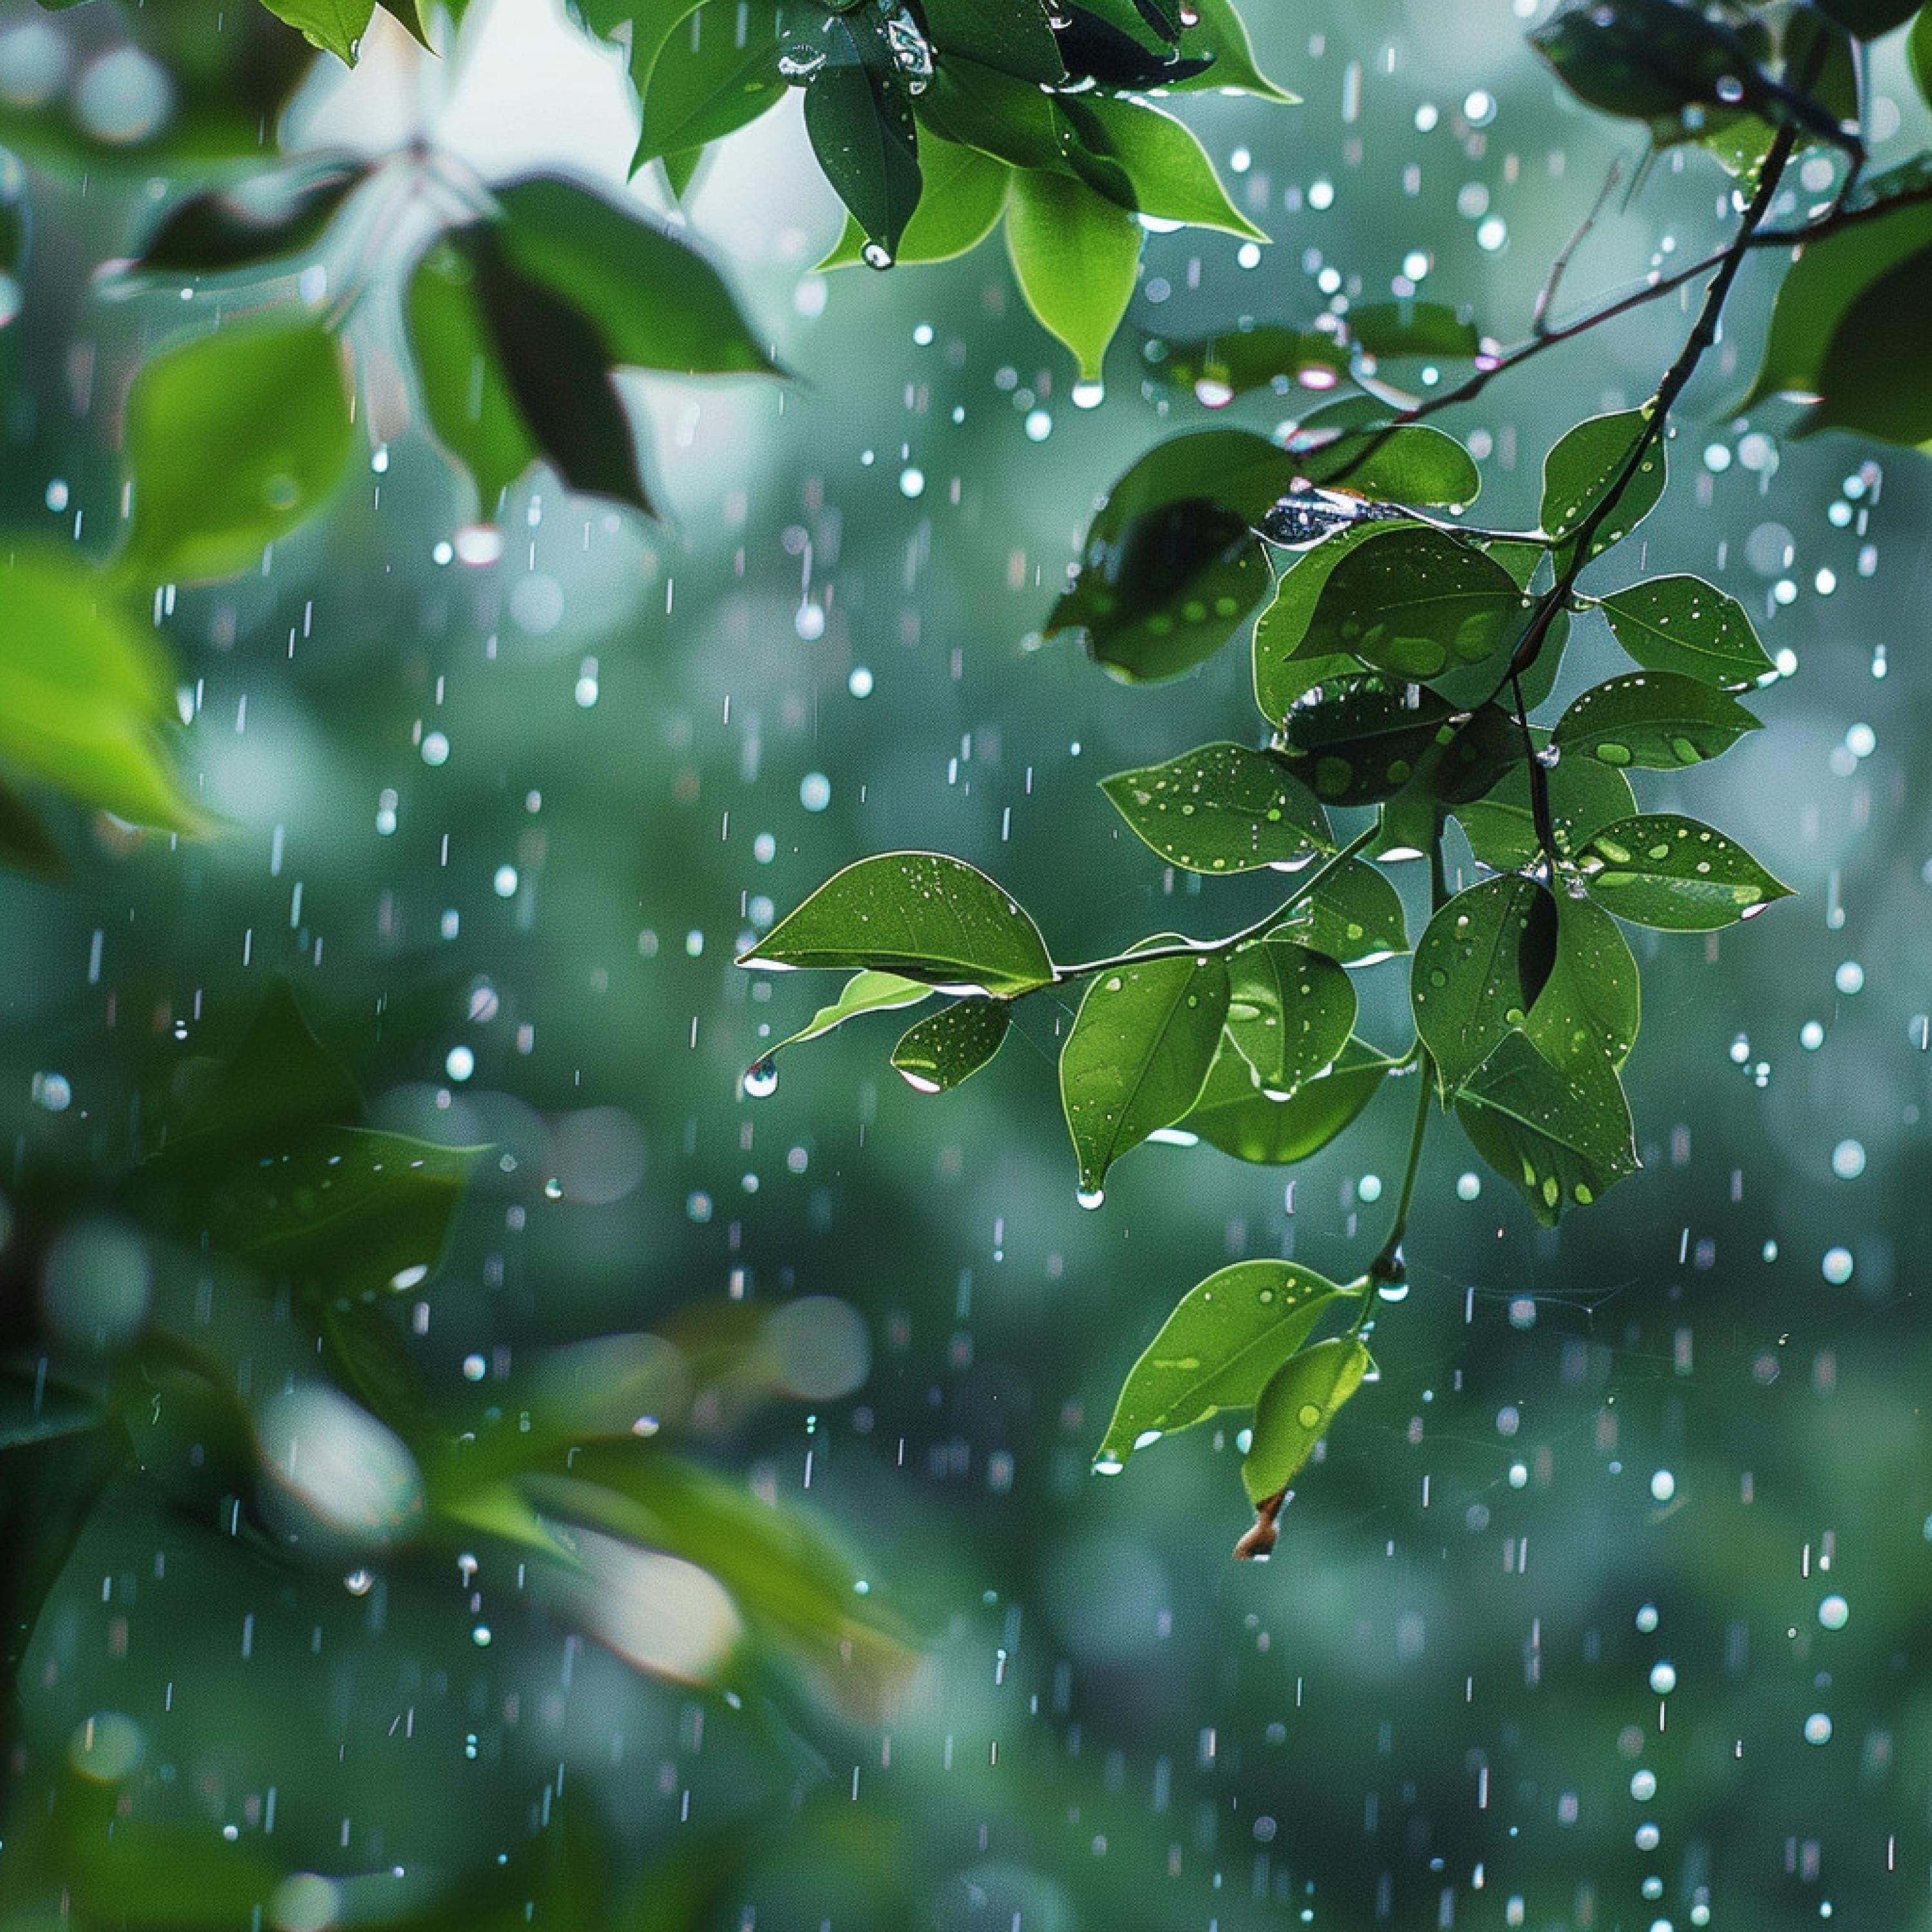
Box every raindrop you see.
[744,1059,779,1099]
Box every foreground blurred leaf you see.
[131,154,368,275]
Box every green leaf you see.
[321,1296,429,1426]
[1100,741,1331,875]
[1271,857,1408,964]
[1575,813,1794,929]
[891,997,1011,1091]
[258,0,375,63]
[1911,6,1932,106]
[1373,701,1522,860]
[1553,670,1760,770]
[772,971,933,1054]
[635,0,788,169]
[914,51,1073,169]
[1540,408,1665,565]
[1182,1034,1395,1164]
[0,549,204,833]
[122,319,354,584]
[819,136,1010,268]
[407,234,538,516]
[918,0,1065,82]
[491,174,781,377]
[1455,1028,1638,1224]
[1274,674,1454,807]
[741,852,1056,994]
[0,775,66,880]
[173,977,363,1148]
[1057,94,1268,240]
[1812,0,1919,35]
[1347,299,1480,361]
[1410,875,1557,1094]
[1454,736,1636,871]
[0,1370,104,1451]
[1147,325,1349,404]
[132,156,368,275]
[1224,939,1355,1094]
[1528,0,1769,134]
[1060,951,1230,1195]
[803,14,923,260]
[1284,398,1482,506]
[1805,232,1932,442]
[1296,524,1527,681]
[1242,1335,1370,1503]
[1524,893,1639,1073]
[1596,574,1775,686]
[1047,428,1291,682]
[1167,0,1298,99]
[1005,167,1141,383]
[1095,1261,1358,1470]
[1251,520,1414,721]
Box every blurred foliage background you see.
[1,1,1930,1929]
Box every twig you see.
[1531,158,1622,337]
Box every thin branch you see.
[1531,157,1623,337]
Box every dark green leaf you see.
[634,0,788,169]
[1575,813,1794,929]
[915,51,1072,169]
[1284,397,1482,506]
[1146,325,1349,404]
[1060,951,1230,1195]
[1540,408,1665,565]
[891,997,1011,1091]
[1095,1261,1358,1469]
[1224,939,1355,1094]
[1347,299,1479,361]
[1056,94,1267,240]
[258,0,375,63]
[1911,7,1932,106]
[820,135,1010,268]
[1806,235,1932,442]
[1242,1335,1370,1503]
[1597,574,1775,685]
[1046,428,1291,681]
[491,173,781,376]
[1524,893,1640,1072]
[0,775,66,880]
[741,853,1056,995]
[122,319,354,583]
[918,0,1064,82]
[1373,701,1522,859]
[1552,670,1760,769]
[1182,1034,1396,1164]
[1454,736,1636,870]
[1455,1028,1638,1224]
[172,977,363,1148]
[1005,167,1141,383]
[1056,3,1204,86]
[803,14,923,260]
[1100,741,1331,874]
[1274,674,1453,806]
[0,1369,103,1452]
[1529,0,1768,133]
[772,971,933,1054]
[1272,858,1409,964]
[1252,520,1416,721]
[1812,0,1919,35]
[131,155,367,275]
[321,1297,429,1427]
[1410,875,1558,1093]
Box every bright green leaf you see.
[1284,397,1482,506]
[258,0,375,63]
[1540,407,1665,565]
[1005,167,1141,383]
[1058,94,1268,240]
[1167,0,1298,99]
[1596,574,1775,685]
[891,997,1011,1091]
[1552,671,1761,770]
[1271,857,1408,964]
[635,0,787,170]
[1410,875,1557,1093]
[1224,938,1355,1093]
[1575,813,1794,929]
[771,971,933,1055]
[1524,893,1640,1073]
[820,137,1010,268]
[1242,1335,1370,1504]
[1182,1034,1396,1164]
[1100,741,1331,874]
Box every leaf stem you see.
[1048,819,1382,986]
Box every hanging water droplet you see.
[861,241,894,270]
[744,1058,779,1099]
[777,43,825,81]
[1075,1186,1106,1210]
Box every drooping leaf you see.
[1596,574,1775,685]
[0,548,204,833]
[1524,893,1640,1073]
[634,0,788,171]
[1056,2,1206,86]
[1540,407,1665,566]
[131,155,368,275]
[1005,167,1141,383]
[1059,950,1230,1195]
[1224,938,1355,1094]
[1574,813,1794,929]
[1454,737,1636,871]
[1410,875,1558,1094]
[1095,1261,1358,1470]
[891,998,1011,1091]
[1274,675,1453,807]
[1056,94,1267,240]
[258,0,375,64]
[1099,741,1331,874]
[1455,1028,1638,1225]
[1242,1335,1370,1504]
[741,853,1056,995]
[491,174,781,377]
[1166,0,1298,99]
[1270,857,1408,964]
[1045,428,1293,681]
[1552,671,1760,770]
[772,971,934,1054]
[820,136,1010,268]
[803,13,923,260]
[1182,1034,1396,1164]
[121,319,355,584]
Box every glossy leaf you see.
[1574,813,1794,929]
[1596,574,1775,685]
[1182,1034,1396,1164]
[1812,0,1919,35]
[1347,299,1480,361]
[1224,939,1355,1094]
[1006,168,1141,383]
[1529,0,1767,132]
[1454,739,1636,871]
[803,14,923,260]
[1251,520,1417,721]
[820,136,1010,268]
[1242,1336,1370,1504]
[918,0,1064,82]
[1057,95,1267,240]
[1148,325,1349,404]
[741,853,1056,994]
[1100,741,1331,874]
[1283,398,1482,506]
[132,156,367,275]
[1060,951,1230,1194]
[1271,857,1408,965]
[260,0,375,63]
[1045,428,1293,681]
[634,0,787,170]
[1524,893,1640,1073]
[1455,1028,1638,1225]
[1095,1261,1358,1470]
[1275,675,1453,807]
[0,549,204,833]
[891,997,1011,1091]
[1540,408,1665,565]
[1166,0,1298,99]
[122,319,354,584]
[1410,875,1558,1094]
[1552,671,1760,770]
[772,971,933,1054]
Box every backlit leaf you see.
[1006,167,1141,383]
[259,0,375,63]
[1224,939,1355,1094]
[820,136,1010,268]
[1242,1336,1370,1503]
[771,971,934,1055]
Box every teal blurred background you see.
[2,1,1931,1927]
